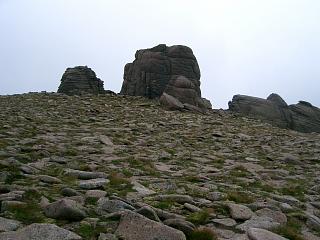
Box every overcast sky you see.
[0,0,319,108]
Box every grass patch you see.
[7,189,46,224]
[105,172,135,197]
[186,209,211,225]
[75,223,107,240]
[0,164,24,184]
[226,191,255,204]
[273,216,304,240]
[229,166,251,178]
[85,197,99,206]
[187,227,218,240]
[247,180,275,193]
[212,204,229,216]
[278,182,306,201]
[185,175,203,183]
[152,200,175,210]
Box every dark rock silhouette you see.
[120,44,211,111]
[58,66,105,95]
[229,93,320,133]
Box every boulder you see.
[0,217,21,232]
[228,203,253,221]
[247,228,288,240]
[120,44,211,110]
[96,198,135,215]
[228,93,320,133]
[43,199,87,221]
[159,93,184,110]
[115,211,186,240]
[0,223,81,240]
[58,66,105,95]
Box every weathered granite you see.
[228,93,320,133]
[58,66,104,95]
[120,44,211,110]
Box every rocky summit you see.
[58,66,105,95]
[229,93,320,133]
[0,92,320,240]
[120,44,211,111]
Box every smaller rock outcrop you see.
[58,66,104,95]
[228,93,320,133]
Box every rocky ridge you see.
[0,92,320,240]
[229,93,320,133]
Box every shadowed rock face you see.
[58,66,104,95]
[289,101,320,133]
[120,44,210,110]
[229,93,320,133]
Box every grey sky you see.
[0,0,319,108]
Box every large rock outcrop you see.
[58,66,104,95]
[228,93,320,133]
[120,44,210,110]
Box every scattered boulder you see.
[228,93,320,133]
[58,66,105,95]
[65,169,107,180]
[228,203,253,221]
[255,208,287,225]
[247,228,288,240]
[79,178,109,190]
[120,44,211,111]
[159,93,184,110]
[163,218,195,236]
[43,199,87,221]
[236,216,280,232]
[115,211,186,240]
[135,206,160,222]
[96,198,135,214]
[0,223,82,240]
[154,194,194,204]
[0,217,21,232]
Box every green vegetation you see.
[278,181,306,201]
[0,164,24,184]
[187,209,211,225]
[152,200,175,210]
[187,227,218,240]
[229,165,251,178]
[226,191,255,204]
[185,175,202,183]
[105,172,135,197]
[7,189,46,224]
[75,223,107,240]
[273,216,305,240]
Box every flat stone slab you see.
[0,217,21,232]
[44,199,87,221]
[115,211,186,240]
[0,223,81,240]
[65,169,107,180]
[247,228,289,240]
[79,178,109,189]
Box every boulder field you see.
[0,92,320,240]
